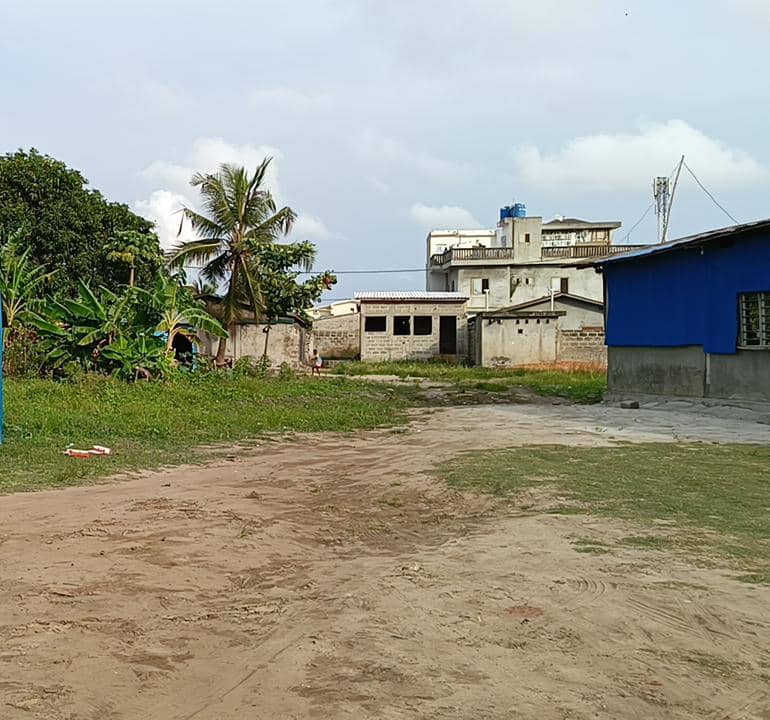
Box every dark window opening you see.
[394,316,411,335]
[524,233,531,243]
[439,316,457,354]
[517,328,523,335]
[172,332,194,366]
[560,277,569,294]
[414,316,432,335]
[365,316,386,333]
[481,278,490,292]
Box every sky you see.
[1,0,769,301]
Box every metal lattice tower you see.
[653,176,670,243]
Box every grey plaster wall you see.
[608,346,770,402]
[708,351,770,402]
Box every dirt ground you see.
[1,400,768,720]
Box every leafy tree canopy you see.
[0,148,162,295]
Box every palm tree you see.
[168,159,303,364]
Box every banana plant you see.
[101,333,169,381]
[135,273,227,355]
[27,280,139,368]
[0,230,56,345]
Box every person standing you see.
[311,349,323,377]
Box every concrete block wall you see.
[558,328,607,365]
[310,312,360,360]
[198,323,310,369]
[360,301,468,362]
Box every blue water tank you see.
[512,203,527,218]
[499,206,510,222]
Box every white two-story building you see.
[425,206,643,367]
[426,208,632,312]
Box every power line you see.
[622,159,687,244]
[619,202,654,244]
[297,268,425,275]
[178,262,426,275]
[682,161,739,224]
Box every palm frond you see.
[167,238,224,268]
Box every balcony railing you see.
[540,244,643,259]
[429,247,516,266]
[429,244,644,267]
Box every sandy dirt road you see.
[0,401,768,719]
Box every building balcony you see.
[429,244,645,269]
[429,247,516,268]
[540,244,643,259]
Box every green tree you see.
[0,148,160,294]
[252,241,336,358]
[106,229,165,288]
[168,159,298,364]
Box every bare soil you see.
[1,403,768,719]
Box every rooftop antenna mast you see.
[653,155,685,243]
[662,155,685,243]
[653,177,670,243]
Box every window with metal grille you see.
[739,292,770,348]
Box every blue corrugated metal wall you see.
[0,299,3,443]
[604,231,770,354]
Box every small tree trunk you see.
[262,323,272,359]
[129,263,136,288]
[216,334,229,366]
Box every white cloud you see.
[513,120,766,192]
[135,137,333,250]
[730,0,770,22]
[355,129,472,181]
[140,137,283,202]
[410,203,482,230]
[248,86,332,114]
[134,190,195,251]
[135,80,191,116]
[290,214,332,240]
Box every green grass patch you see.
[441,443,770,582]
[332,360,606,403]
[0,374,413,493]
[572,538,613,555]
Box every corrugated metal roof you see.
[499,292,603,312]
[543,218,622,229]
[355,291,468,302]
[590,219,770,266]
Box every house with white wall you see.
[425,204,639,367]
[426,207,633,313]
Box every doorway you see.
[439,315,457,355]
